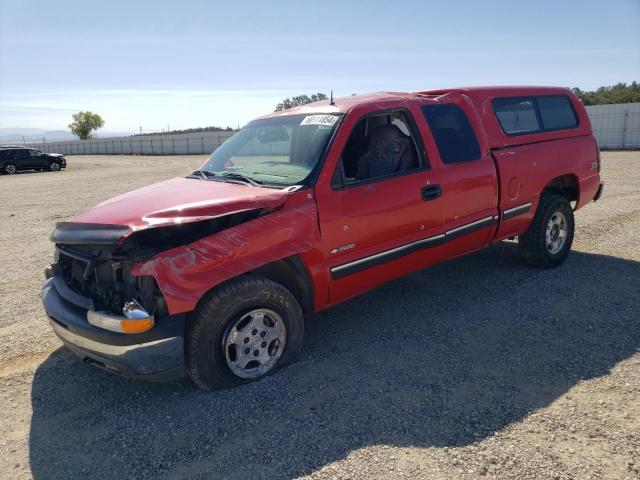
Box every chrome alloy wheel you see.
[222,308,287,379]
[5,164,16,174]
[546,211,568,255]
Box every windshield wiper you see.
[188,170,216,180]
[221,172,262,187]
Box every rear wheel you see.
[186,276,304,390]
[519,193,574,268]
[4,163,17,175]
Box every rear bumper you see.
[594,181,604,202]
[41,277,186,381]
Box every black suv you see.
[0,146,66,175]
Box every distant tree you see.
[134,125,235,136]
[275,93,328,111]
[571,82,640,106]
[69,111,105,139]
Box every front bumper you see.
[41,277,186,381]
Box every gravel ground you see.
[0,152,638,480]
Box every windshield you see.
[199,113,342,186]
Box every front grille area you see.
[56,246,164,315]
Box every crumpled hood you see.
[68,177,290,237]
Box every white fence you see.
[23,131,236,156]
[585,102,640,149]
[18,102,640,155]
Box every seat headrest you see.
[367,124,406,151]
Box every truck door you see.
[315,98,498,305]
[417,95,499,250]
[314,107,438,303]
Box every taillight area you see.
[594,137,601,173]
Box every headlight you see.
[87,299,154,334]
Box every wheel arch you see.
[249,255,315,315]
[541,174,580,205]
[187,255,316,318]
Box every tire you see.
[49,161,61,172]
[518,193,574,268]
[186,276,304,390]
[4,163,17,175]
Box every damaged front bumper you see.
[41,277,186,381]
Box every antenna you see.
[330,90,335,106]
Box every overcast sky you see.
[1,0,639,133]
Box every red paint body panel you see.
[71,177,290,236]
[133,191,320,314]
[325,229,493,307]
[60,86,601,318]
[491,135,599,240]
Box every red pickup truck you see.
[42,86,603,389]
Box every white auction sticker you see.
[300,115,339,127]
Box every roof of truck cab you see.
[417,85,573,97]
[255,92,420,120]
[255,87,591,148]
[256,86,576,120]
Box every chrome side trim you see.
[502,202,532,220]
[330,216,496,279]
[331,234,445,279]
[444,216,495,240]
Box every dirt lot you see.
[0,152,638,480]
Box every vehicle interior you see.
[338,111,421,185]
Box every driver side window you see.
[29,149,42,157]
[333,110,425,188]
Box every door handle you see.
[421,184,442,201]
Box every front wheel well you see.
[189,256,315,321]
[249,256,315,315]
[542,174,579,204]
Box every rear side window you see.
[421,104,481,164]
[493,95,578,135]
[493,98,541,134]
[536,96,578,130]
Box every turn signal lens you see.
[120,317,154,333]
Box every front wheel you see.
[186,276,304,390]
[49,161,61,172]
[519,193,575,268]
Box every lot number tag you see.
[300,115,339,127]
